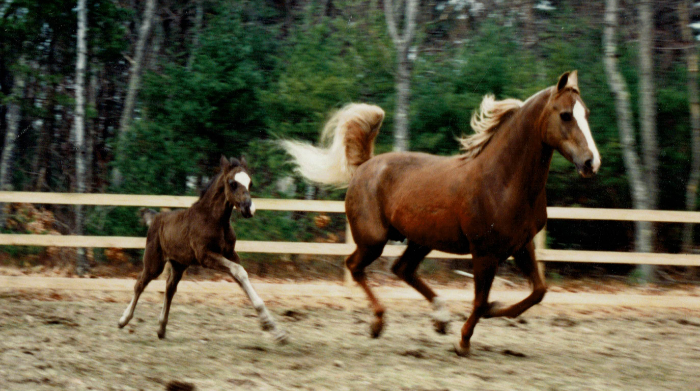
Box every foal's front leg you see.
[208,253,288,343]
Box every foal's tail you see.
[139,208,158,227]
[280,103,385,187]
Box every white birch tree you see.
[384,0,418,152]
[0,62,25,228]
[113,0,156,186]
[74,0,88,274]
[603,0,656,282]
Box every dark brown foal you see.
[283,71,600,356]
[118,156,287,343]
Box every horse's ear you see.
[240,155,248,168]
[220,155,230,171]
[557,72,570,91]
[557,70,579,92]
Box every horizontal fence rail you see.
[5,191,700,222]
[1,192,700,267]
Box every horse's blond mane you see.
[459,95,524,160]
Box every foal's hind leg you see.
[391,241,450,334]
[346,244,386,337]
[157,261,188,339]
[455,254,498,356]
[483,241,547,319]
[118,241,165,328]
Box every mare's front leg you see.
[483,241,547,319]
[455,254,498,357]
[204,252,288,343]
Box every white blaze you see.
[234,172,255,215]
[234,172,251,190]
[573,101,601,171]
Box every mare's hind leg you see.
[346,244,386,337]
[455,254,498,356]
[391,241,450,334]
[118,239,165,328]
[483,241,547,319]
[157,261,188,339]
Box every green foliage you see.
[116,1,277,197]
[261,0,394,145]
[5,0,698,270]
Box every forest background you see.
[1,0,697,282]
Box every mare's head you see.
[540,71,601,178]
[219,155,256,218]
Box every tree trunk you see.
[74,0,88,274]
[186,0,203,71]
[681,0,700,254]
[87,63,98,193]
[603,0,654,281]
[113,0,156,186]
[384,0,418,152]
[393,54,411,152]
[636,0,658,281]
[0,60,26,229]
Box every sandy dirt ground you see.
[1,284,700,391]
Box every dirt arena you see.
[1,280,700,391]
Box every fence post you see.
[344,220,354,286]
[535,226,547,281]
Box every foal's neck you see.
[195,178,233,223]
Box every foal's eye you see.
[560,112,573,122]
[228,179,238,189]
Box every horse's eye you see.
[560,112,573,122]
[228,179,237,189]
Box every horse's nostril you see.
[584,158,593,169]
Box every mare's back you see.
[352,151,470,203]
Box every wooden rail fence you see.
[1,191,700,268]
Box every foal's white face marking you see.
[234,172,251,190]
[572,100,601,171]
[233,171,255,216]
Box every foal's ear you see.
[240,155,248,168]
[220,155,230,171]
[557,70,579,92]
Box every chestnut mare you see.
[282,71,600,356]
[118,156,287,343]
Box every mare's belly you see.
[391,206,470,254]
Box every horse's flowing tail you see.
[280,103,385,187]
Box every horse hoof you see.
[370,318,384,338]
[118,321,126,329]
[273,329,289,344]
[157,330,166,340]
[261,320,275,332]
[433,319,449,335]
[453,341,470,357]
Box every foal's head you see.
[541,71,601,178]
[219,155,255,218]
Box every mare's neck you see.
[482,88,554,204]
[194,178,233,223]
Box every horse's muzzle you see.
[576,157,599,178]
[239,200,256,218]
